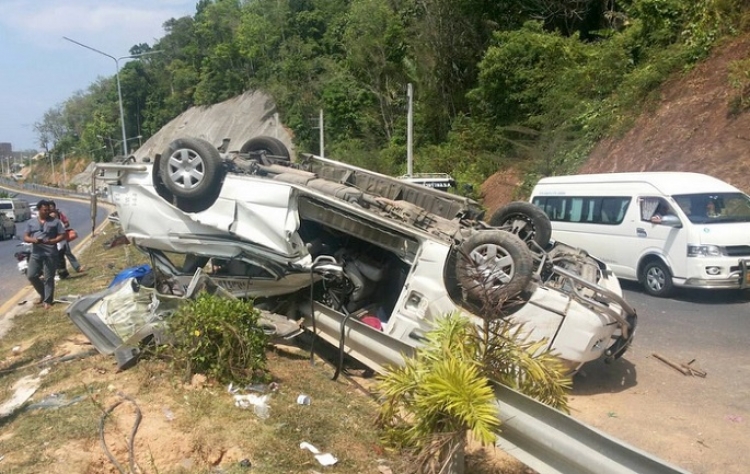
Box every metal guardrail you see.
[493,382,689,474]
[0,177,91,201]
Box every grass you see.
[0,222,529,473]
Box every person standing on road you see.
[23,199,66,309]
[49,201,84,278]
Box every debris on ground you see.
[299,441,338,466]
[652,353,707,377]
[0,369,49,418]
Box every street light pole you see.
[63,36,161,157]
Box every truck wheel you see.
[159,137,224,205]
[240,136,290,161]
[488,201,552,248]
[455,231,534,305]
[641,260,673,297]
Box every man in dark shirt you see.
[24,199,66,309]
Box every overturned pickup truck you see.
[72,136,636,373]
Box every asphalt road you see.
[0,192,109,304]
[570,281,750,474]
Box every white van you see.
[0,199,31,222]
[530,172,750,296]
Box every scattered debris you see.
[25,393,86,411]
[233,393,270,419]
[0,369,49,418]
[725,415,744,423]
[103,234,130,249]
[377,465,394,474]
[296,394,311,405]
[680,359,707,378]
[299,442,338,466]
[652,353,707,377]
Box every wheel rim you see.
[167,148,206,191]
[501,213,535,242]
[646,266,666,292]
[465,243,516,290]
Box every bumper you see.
[681,258,750,290]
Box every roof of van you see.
[534,172,741,195]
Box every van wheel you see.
[159,138,225,212]
[641,260,673,297]
[488,201,552,248]
[455,231,534,306]
[240,136,290,162]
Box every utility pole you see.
[50,153,55,184]
[319,109,325,157]
[407,83,413,177]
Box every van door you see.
[635,196,688,281]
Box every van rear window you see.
[532,196,631,225]
[0,203,12,210]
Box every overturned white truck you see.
[70,136,636,373]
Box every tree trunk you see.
[439,432,466,474]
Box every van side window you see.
[640,197,673,222]
[532,196,630,224]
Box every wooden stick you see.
[681,363,707,378]
[652,353,690,375]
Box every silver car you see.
[80,136,636,373]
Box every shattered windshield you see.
[672,192,750,224]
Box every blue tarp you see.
[108,264,152,288]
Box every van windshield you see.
[672,193,750,224]
[0,203,12,210]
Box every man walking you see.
[23,199,66,309]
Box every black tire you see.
[455,230,534,305]
[489,201,552,248]
[159,137,224,202]
[152,153,175,203]
[240,136,290,161]
[641,259,674,297]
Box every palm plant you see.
[376,312,571,474]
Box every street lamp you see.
[63,36,161,157]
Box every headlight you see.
[687,244,722,257]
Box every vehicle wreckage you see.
[69,135,637,373]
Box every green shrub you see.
[163,292,270,385]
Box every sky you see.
[0,0,198,152]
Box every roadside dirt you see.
[581,34,750,193]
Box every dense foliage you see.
[36,0,750,195]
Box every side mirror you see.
[660,214,682,228]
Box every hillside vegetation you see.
[35,0,750,200]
